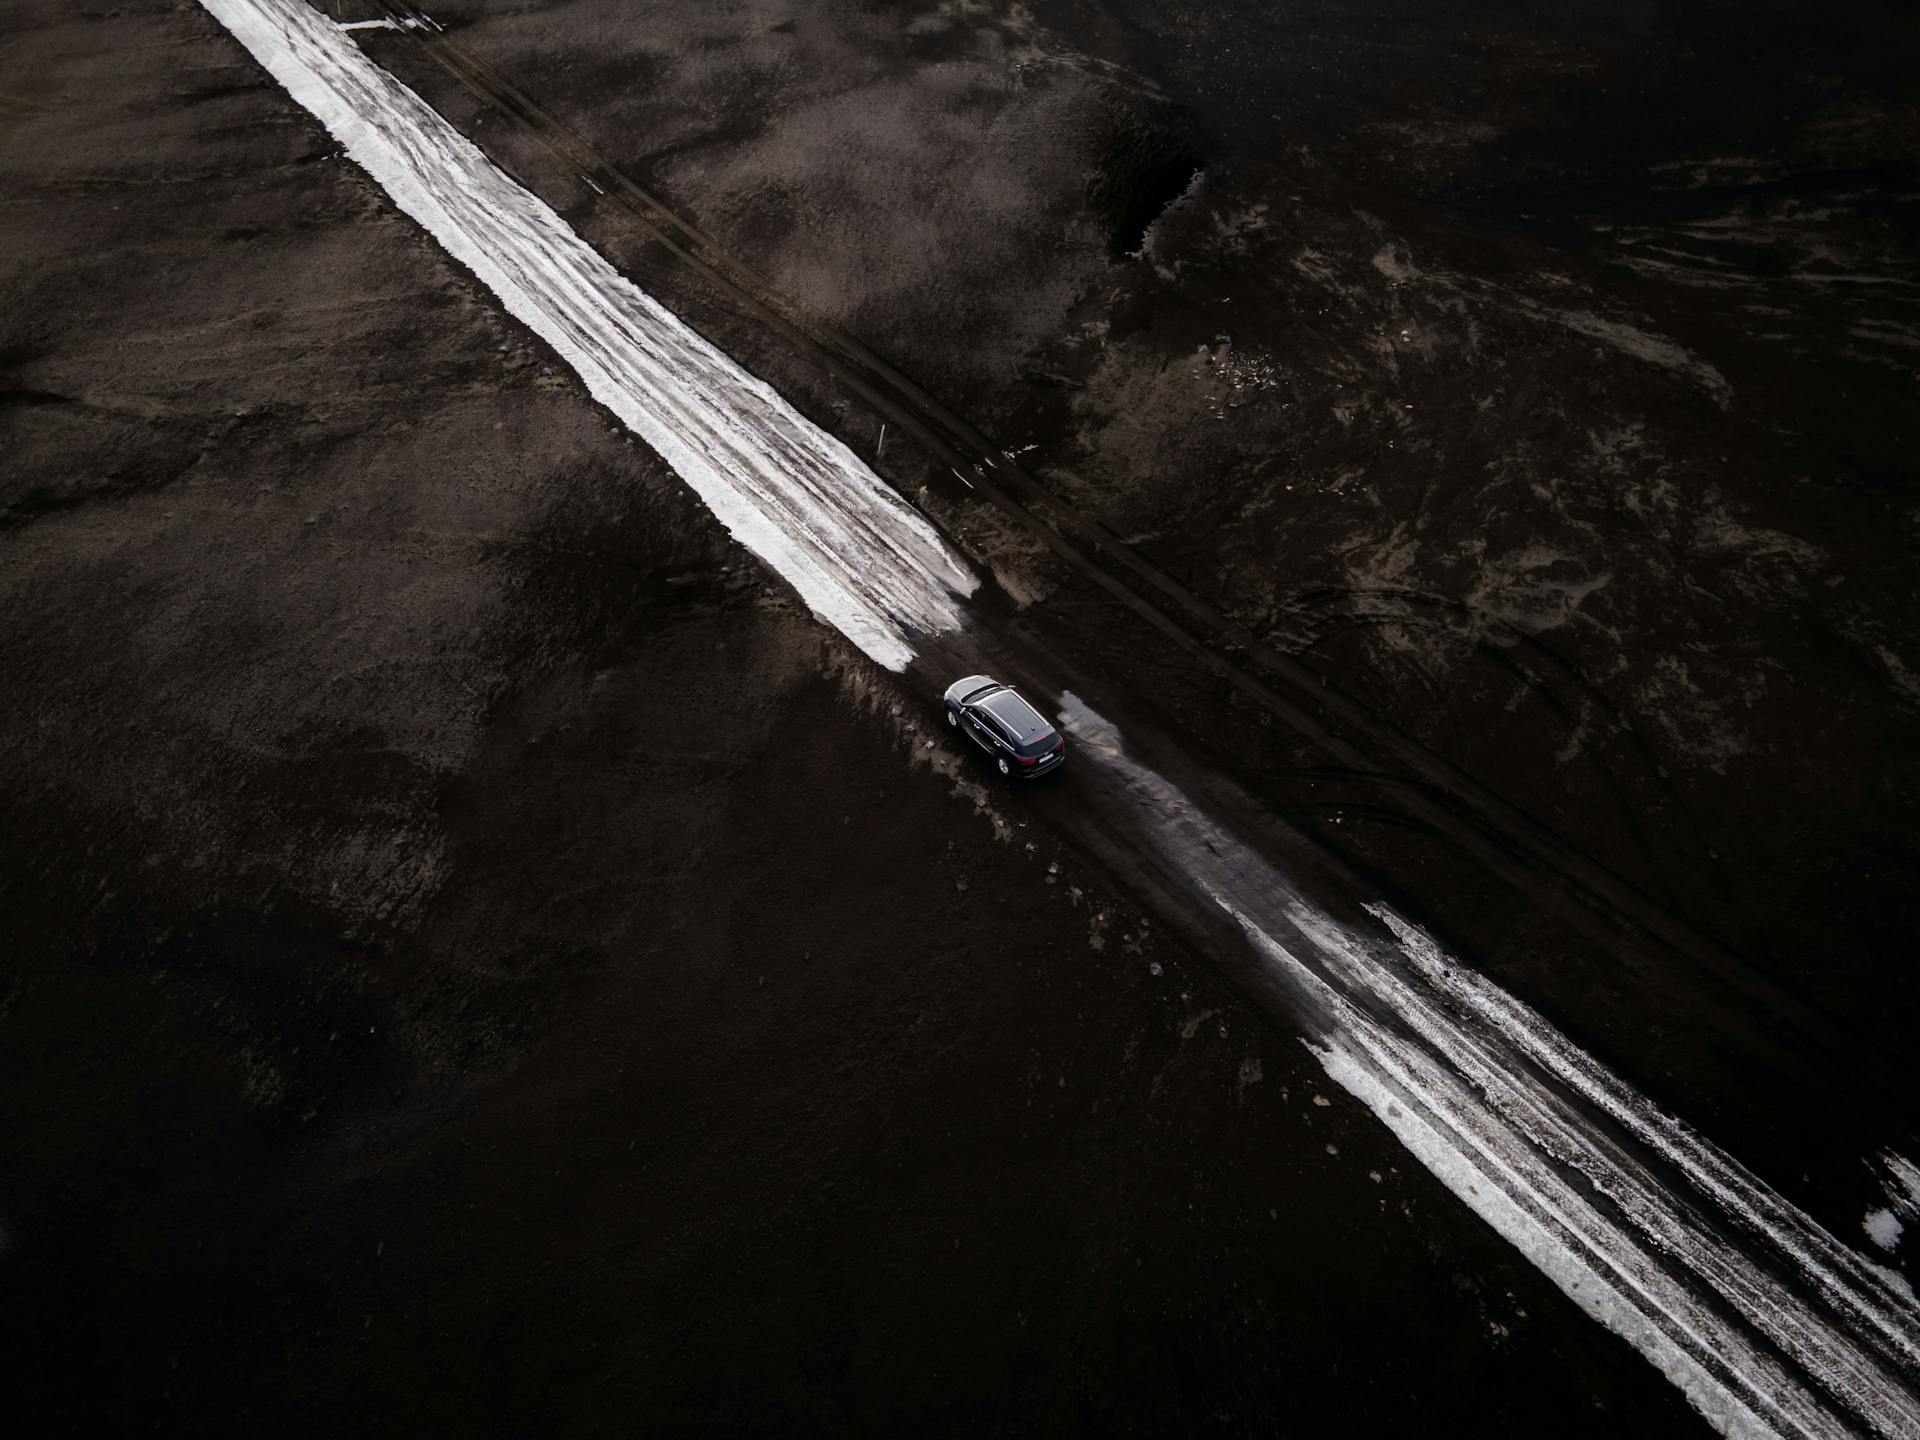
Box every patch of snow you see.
[1865,1209,1904,1254]
[203,0,976,672]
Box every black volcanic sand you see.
[363,0,1920,1248]
[0,0,1914,1435]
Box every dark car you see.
[942,674,1067,779]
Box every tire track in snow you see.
[1061,694,1920,1440]
[199,0,975,673]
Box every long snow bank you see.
[202,0,975,671]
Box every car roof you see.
[977,688,1052,742]
[957,678,1002,704]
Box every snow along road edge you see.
[1060,693,1920,1440]
[200,0,976,673]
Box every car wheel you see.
[946,707,959,727]
[996,756,1011,776]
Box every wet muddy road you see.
[4,0,1918,1434]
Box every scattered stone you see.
[1311,1094,1331,1107]
[1148,961,1163,976]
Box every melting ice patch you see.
[1059,692,1920,1440]
[1866,1153,1920,1254]
[202,0,976,671]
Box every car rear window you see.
[1018,729,1061,757]
[980,690,1051,743]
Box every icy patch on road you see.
[1060,691,1920,1440]
[203,0,976,671]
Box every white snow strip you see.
[204,0,976,672]
[335,18,397,31]
[1059,692,1920,1439]
[1868,1211,1906,1254]
[1301,992,1785,1440]
[1369,905,1920,1364]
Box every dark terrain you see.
[3,0,1916,1434]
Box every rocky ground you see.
[3,0,1916,1433]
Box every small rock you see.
[1312,1094,1331,1108]
[1148,962,1163,977]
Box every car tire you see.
[946,707,959,727]
[997,756,1011,776]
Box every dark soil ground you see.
[4,0,1916,1434]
